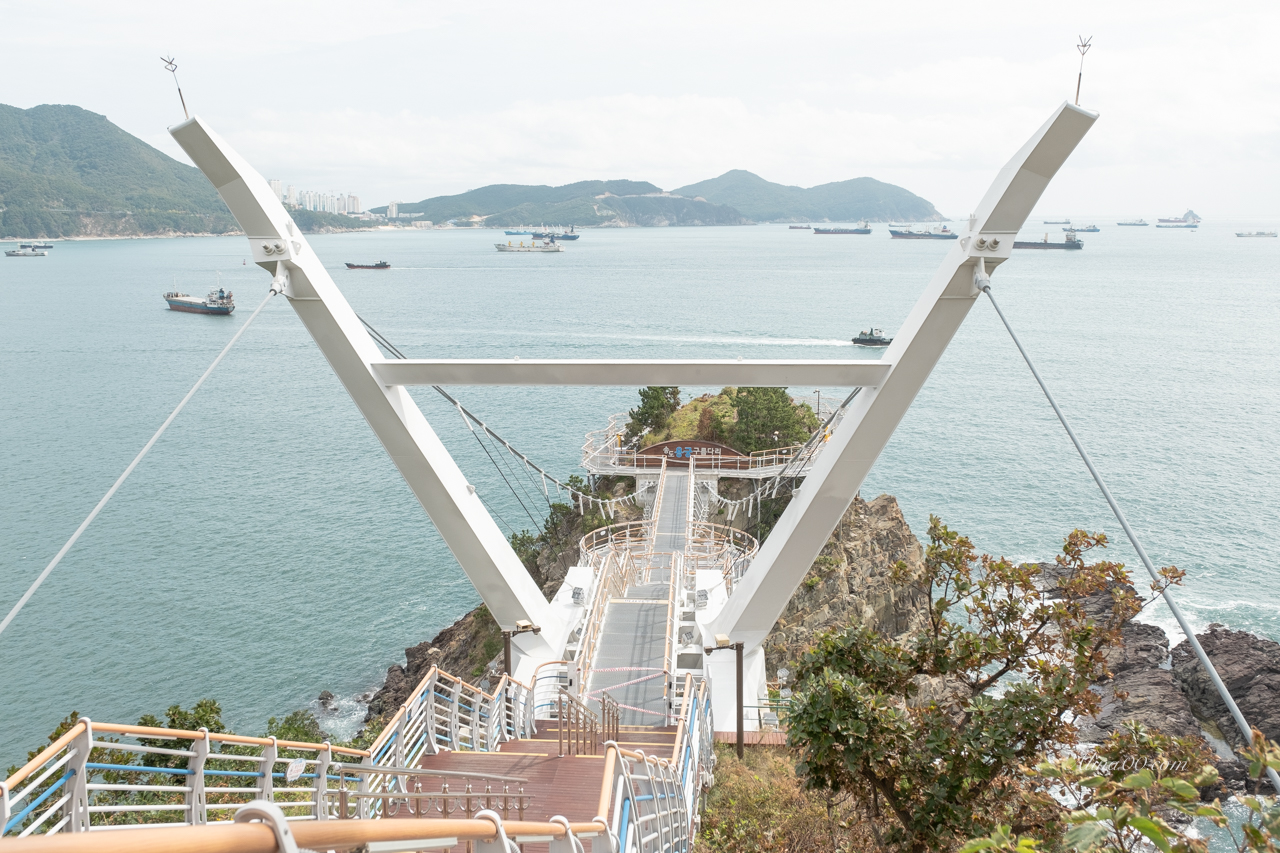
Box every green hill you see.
[379,181,750,227]
[0,103,370,239]
[670,170,943,222]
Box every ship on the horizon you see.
[1236,231,1278,238]
[1117,219,1148,226]
[1159,210,1201,225]
[346,261,391,269]
[505,230,533,236]
[1014,230,1084,250]
[164,286,235,315]
[531,225,580,240]
[889,224,957,240]
[1068,224,1100,232]
[789,224,811,230]
[1043,218,1071,225]
[496,238,563,252]
[814,221,871,235]
[5,246,47,257]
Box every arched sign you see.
[637,439,746,468]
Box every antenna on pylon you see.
[1075,36,1092,106]
[161,56,189,119]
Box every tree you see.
[962,727,1280,853]
[786,518,1184,853]
[729,388,817,454]
[625,386,681,440]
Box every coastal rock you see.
[763,493,929,676]
[318,690,336,709]
[1171,624,1280,748]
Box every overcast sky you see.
[3,0,1277,217]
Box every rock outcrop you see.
[1171,624,1280,749]
[762,494,929,676]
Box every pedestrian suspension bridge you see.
[5,101,1167,851]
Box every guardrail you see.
[576,547,637,679]
[555,690,603,757]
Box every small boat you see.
[1069,224,1100,232]
[5,246,47,257]
[889,224,957,240]
[505,230,533,236]
[531,226,580,240]
[1117,219,1148,226]
[789,225,812,230]
[1014,230,1084,250]
[164,286,235,315]
[815,221,871,235]
[345,261,391,269]
[852,328,893,347]
[496,239,563,253]
[1236,231,1278,238]
[1043,219,1071,225]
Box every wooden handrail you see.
[0,816,611,852]
[89,723,369,756]
[3,720,88,789]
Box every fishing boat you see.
[851,328,893,346]
[889,224,957,240]
[345,261,391,269]
[1117,219,1148,226]
[1236,231,1278,238]
[1068,224,1100,232]
[5,246,47,257]
[164,286,235,315]
[815,221,871,235]
[789,224,812,230]
[1043,219,1071,225]
[1014,230,1084,250]
[496,239,563,253]
[504,230,533,236]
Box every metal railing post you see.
[66,718,93,832]
[313,743,331,820]
[258,738,277,803]
[358,755,373,819]
[187,728,209,826]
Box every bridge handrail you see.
[576,547,635,679]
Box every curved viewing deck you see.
[581,409,846,479]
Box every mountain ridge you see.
[671,169,944,222]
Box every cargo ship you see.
[496,239,563,252]
[505,230,533,236]
[889,224,957,240]
[1236,231,1278,238]
[1014,230,1083,250]
[532,226,579,240]
[1068,224,1100,232]
[1043,219,1071,225]
[1159,210,1201,224]
[164,287,235,314]
[814,221,871,234]
[789,224,811,229]
[1117,219,1148,226]
[345,261,391,269]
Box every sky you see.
[2,0,1278,217]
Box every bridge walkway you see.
[584,470,690,725]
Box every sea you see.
[2,221,1278,778]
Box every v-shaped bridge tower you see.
[170,102,1096,727]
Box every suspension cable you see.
[981,281,1280,793]
[0,289,278,640]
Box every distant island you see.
[376,171,942,227]
[0,103,371,239]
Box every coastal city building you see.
[387,200,399,219]
[268,179,365,216]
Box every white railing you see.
[576,548,638,679]
[3,665,533,838]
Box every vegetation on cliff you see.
[624,386,818,454]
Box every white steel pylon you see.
[170,101,1095,687]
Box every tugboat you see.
[164,286,235,315]
[814,221,871,234]
[495,238,563,253]
[852,328,893,346]
[1117,219,1148,226]
[1014,230,1084,250]
[888,224,957,240]
[345,261,391,269]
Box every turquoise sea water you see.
[2,222,1279,770]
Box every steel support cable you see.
[981,282,1280,793]
[0,290,278,640]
